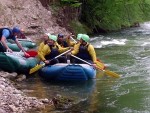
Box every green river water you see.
[21,22,150,113]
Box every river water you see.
[21,22,150,113]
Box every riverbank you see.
[0,71,54,113]
[0,0,77,112]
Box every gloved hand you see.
[92,63,97,68]
[69,47,74,51]
[44,60,50,64]
[67,52,72,56]
[66,33,74,39]
[24,52,30,58]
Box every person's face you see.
[42,35,49,41]
[80,39,87,45]
[47,39,55,45]
[58,36,63,42]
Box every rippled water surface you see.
[21,22,150,113]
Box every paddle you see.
[5,50,37,58]
[29,49,71,74]
[71,54,120,78]
[70,36,77,43]
[17,38,32,42]
[96,59,106,70]
[24,50,37,58]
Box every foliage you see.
[69,20,92,34]
[61,0,82,7]
[80,0,150,31]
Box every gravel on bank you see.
[0,71,54,113]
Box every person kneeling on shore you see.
[0,26,30,56]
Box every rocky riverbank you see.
[0,71,54,113]
[0,0,76,112]
[0,71,75,113]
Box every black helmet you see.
[12,27,21,33]
[58,33,64,38]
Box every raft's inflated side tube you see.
[0,53,20,72]
[7,42,29,51]
[19,41,36,48]
[8,55,38,73]
[39,64,96,81]
[0,52,38,73]
[7,39,36,49]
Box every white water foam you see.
[101,39,127,46]
[92,38,127,48]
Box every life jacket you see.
[77,44,92,60]
[58,40,68,47]
[45,45,59,60]
[0,28,13,40]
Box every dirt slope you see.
[0,0,69,41]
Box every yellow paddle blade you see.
[29,64,45,74]
[96,61,105,70]
[104,69,120,78]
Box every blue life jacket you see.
[0,28,13,40]
[45,45,59,60]
[77,44,92,60]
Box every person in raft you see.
[57,33,69,47]
[57,33,76,47]
[38,35,69,65]
[37,33,50,60]
[70,34,97,64]
[0,26,30,56]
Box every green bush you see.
[69,20,92,34]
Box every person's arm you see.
[57,43,70,53]
[1,29,13,52]
[15,39,31,57]
[38,45,50,61]
[71,43,80,55]
[38,42,44,55]
[15,39,26,52]
[65,34,76,47]
[1,36,11,51]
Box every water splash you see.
[101,39,127,46]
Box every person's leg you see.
[0,42,6,52]
[49,59,59,65]
[70,56,75,63]
[58,56,67,63]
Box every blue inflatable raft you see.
[39,63,96,81]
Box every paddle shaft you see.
[70,36,77,43]
[71,54,96,68]
[50,49,71,61]
[5,50,37,58]
[18,39,32,42]
[70,55,107,72]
